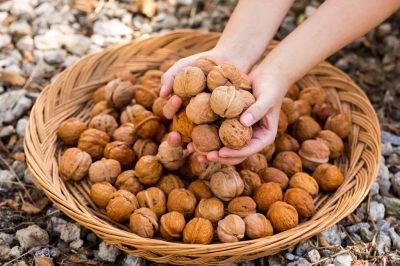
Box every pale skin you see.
[161,0,400,165]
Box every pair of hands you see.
[160,49,288,165]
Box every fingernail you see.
[242,113,254,126]
[160,85,166,96]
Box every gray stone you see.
[0,170,16,188]
[376,219,391,233]
[334,58,348,71]
[11,96,32,119]
[0,1,12,11]
[56,240,68,249]
[392,172,400,197]
[0,34,11,48]
[16,118,28,137]
[267,255,283,266]
[34,2,55,16]
[35,247,51,257]
[64,34,90,56]
[388,228,400,250]
[3,110,16,124]
[60,222,80,242]
[0,125,16,138]
[9,245,23,258]
[21,62,35,75]
[32,16,48,35]
[5,64,23,74]
[16,35,34,51]
[333,253,352,266]
[360,227,374,242]
[63,55,80,68]
[43,49,66,64]
[121,254,147,266]
[50,216,67,235]
[386,153,400,165]
[50,24,75,34]
[320,225,342,245]
[104,35,123,46]
[0,239,10,256]
[15,225,49,249]
[238,261,255,266]
[88,44,103,54]
[9,19,32,35]
[161,15,178,29]
[320,249,332,257]
[376,231,391,255]
[98,241,121,262]
[90,34,105,47]
[12,160,26,179]
[0,232,14,245]
[295,239,314,256]
[279,16,296,38]
[305,249,320,263]
[10,2,35,20]
[178,0,193,5]
[287,258,310,266]
[346,222,370,234]
[33,60,56,77]
[381,131,400,145]
[351,233,362,243]
[382,196,400,216]
[377,23,392,38]
[376,160,391,191]
[86,232,97,243]
[14,261,29,266]
[370,182,379,196]
[381,142,393,156]
[69,239,84,250]
[93,19,134,36]
[305,5,317,17]
[34,30,64,50]
[285,253,299,261]
[356,201,385,221]
[23,167,36,185]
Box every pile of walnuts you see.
[57,56,349,244]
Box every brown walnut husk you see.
[183,217,214,244]
[173,66,206,98]
[191,124,221,155]
[243,213,274,239]
[237,153,267,174]
[134,155,163,185]
[210,85,244,118]
[57,118,87,146]
[133,138,158,159]
[188,179,214,201]
[313,163,344,192]
[253,182,283,213]
[59,148,92,181]
[193,56,219,75]
[209,168,244,201]
[238,170,262,197]
[207,62,242,91]
[186,92,219,124]
[219,118,252,150]
[272,151,303,177]
[194,197,225,225]
[156,141,187,170]
[115,170,144,195]
[88,113,118,137]
[167,188,197,219]
[172,109,195,143]
[217,214,245,243]
[159,211,186,241]
[289,172,319,197]
[104,78,135,108]
[227,196,257,218]
[129,207,159,238]
[106,190,139,223]
[88,158,121,184]
[284,188,315,219]
[112,123,139,146]
[77,128,110,160]
[267,201,299,232]
[90,181,117,208]
[136,187,166,219]
[104,141,136,170]
[156,174,185,195]
[134,110,161,140]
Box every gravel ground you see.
[1,0,400,265]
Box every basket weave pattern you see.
[25,31,381,265]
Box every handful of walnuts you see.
[57,57,349,244]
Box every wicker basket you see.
[24,30,381,265]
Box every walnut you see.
[253,182,283,213]
[272,151,303,177]
[194,197,225,225]
[112,123,139,146]
[281,98,300,124]
[189,152,222,180]
[159,58,178,72]
[152,97,171,124]
[193,56,219,75]
[259,167,289,190]
[284,188,315,219]
[277,110,289,137]
[92,85,106,104]
[104,141,136,169]
[156,174,185,195]
[104,78,135,108]
[285,83,300,100]
[89,158,121,184]
[129,207,159,238]
[134,155,163,185]
[133,138,158,159]
[115,170,144,195]
[219,118,252,150]
[188,179,214,201]
[183,217,214,244]
[313,163,344,192]
[141,69,164,85]
[294,99,312,117]
[298,139,330,171]
[167,188,197,219]
[238,170,262,197]
[191,124,221,155]
[134,84,159,109]
[259,143,275,162]
[292,116,321,142]
[120,104,146,124]
[210,86,244,118]
[159,211,186,241]
[113,70,136,83]
[243,213,274,239]
[186,92,219,124]
[88,114,118,137]
[173,66,206,98]
[237,153,267,174]
[239,73,252,90]
[298,86,325,106]
[209,168,244,201]
[312,103,338,125]
[237,89,255,111]
[207,62,242,91]
[289,172,319,197]
[274,133,300,154]
[90,100,119,121]
[90,181,116,208]
[134,110,161,140]
[57,118,87,146]
[172,109,195,143]
[106,190,139,223]
[59,148,92,181]
[227,196,257,218]
[136,187,166,219]
[316,130,344,159]
[156,141,187,170]
[217,214,245,243]
[77,128,110,160]
[324,113,351,139]
[266,201,299,232]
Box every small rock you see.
[88,44,103,54]
[376,219,391,233]
[50,24,75,34]
[386,153,400,165]
[334,58,348,71]
[278,16,296,38]
[388,228,400,250]
[32,16,48,35]
[376,160,391,191]
[15,225,49,249]
[56,240,69,249]
[346,222,370,234]
[381,131,400,146]
[3,110,16,124]
[239,261,255,266]
[267,255,283,266]
[35,247,51,257]
[370,182,380,196]
[23,167,36,185]
[320,225,342,245]
[69,239,84,250]
[50,216,67,235]
[121,254,147,266]
[98,241,121,262]
[60,222,80,242]
[381,142,393,156]
[333,253,353,266]
[360,227,374,242]
[90,34,105,47]
[376,231,391,255]
[11,95,32,119]
[16,35,34,51]
[0,125,16,138]
[304,5,317,17]
[0,34,11,48]
[9,19,32,35]
[356,201,385,221]
[10,2,35,20]
[34,30,64,50]
[377,23,392,38]
[63,55,80,68]
[320,249,332,257]
[64,34,90,56]
[305,249,320,263]
[9,245,23,258]
[93,19,134,36]
[392,172,400,197]
[286,258,310,266]
[0,239,10,256]
[382,196,400,216]
[34,2,55,16]
[161,14,178,29]
[16,118,28,137]
[0,170,16,188]
[21,62,35,75]
[43,49,66,64]
[86,232,97,243]
[12,160,27,179]
[178,0,192,5]
[351,233,362,243]
[0,232,14,245]
[285,253,299,261]
[295,239,314,256]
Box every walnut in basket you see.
[207,62,242,91]
[77,128,110,161]
[210,85,244,118]
[59,148,92,181]
[194,197,225,225]
[104,141,136,170]
[183,217,214,244]
[134,110,161,140]
[133,138,158,159]
[237,153,267,175]
[156,141,187,171]
[136,187,166,219]
[209,168,244,201]
[167,188,197,219]
[186,92,219,124]
[243,213,274,239]
[289,172,319,198]
[112,123,139,147]
[217,214,245,243]
[129,207,159,238]
[238,170,262,197]
[187,179,214,201]
[253,182,283,213]
[57,118,87,147]
[134,155,163,185]
[114,170,144,195]
[191,124,221,155]
[284,188,315,219]
[219,118,252,150]
[159,211,186,241]
[324,113,351,139]
[313,163,344,192]
[104,78,136,109]
[173,66,206,99]
[90,181,116,208]
[267,201,299,232]
[227,196,257,218]
[88,158,121,184]
[106,190,139,223]
[156,174,185,196]
[88,113,118,138]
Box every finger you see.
[240,90,274,127]
[187,143,208,162]
[207,151,248,165]
[163,95,182,119]
[166,131,182,147]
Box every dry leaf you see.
[66,255,99,265]
[351,261,369,266]
[1,71,27,86]
[34,256,54,266]
[138,0,157,18]
[317,233,333,248]
[3,15,17,26]
[35,197,51,211]
[346,213,362,225]
[73,0,99,13]
[21,202,41,214]
[7,199,20,211]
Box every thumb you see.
[240,90,273,127]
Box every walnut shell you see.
[159,211,186,241]
[219,118,252,150]
[183,217,214,244]
[239,73,252,90]
[193,56,219,75]
[104,141,136,170]
[284,188,315,219]
[313,163,344,192]
[294,99,312,117]
[112,123,139,146]
[115,170,144,195]
[172,109,195,143]
[152,97,171,124]
[133,138,158,159]
[88,158,121,184]
[129,207,159,238]
[104,78,135,108]
[92,85,106,104]
[90,100,119,121]
[253,182,283,213]
[209,168,244,201]
[312,103,338,125]
[237,153,268,174]
[210,86,244,118]
[207,62,242,91]
[77,128,110,160]
[191,124,222,155]
[159,58,178,72]
[298,86,325,106]
[289,172,319,197]
[107,190,139,223]
[189,152,222,180]
[272,151,303,177]
[259,167,289,190]
[134,84,159,109]
[173,66,206,98]
[141,69,164,85]
[298,139,330,171]
[156,174,185,195]
[167,188,197,219]
[237,89,255,111]
[227,196,257,218]
[134,110,161,140]
[59,148,92,181]
[156,141,187,170]
[57,118,87,146]
[274,133,300,154]
[113,70,136,83]
[316,130,344,159]
[243,213,274,239]
[134,155,163,185]
[324,113,351,139]
[281,98,300,124]
[188,179,214,201]
[88,114,118,137]
[259,143,275,162]
[239,170,262,197]
[266,201,299,232]
[136,187,166,219]
[217,214,245,243]
[186,92,219,124]
[292,116,321,142]
[120,104,146,124]
[285,83,300,100]
[194,197,225,225]
[277,110,289,137]
[90,181,116,208]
